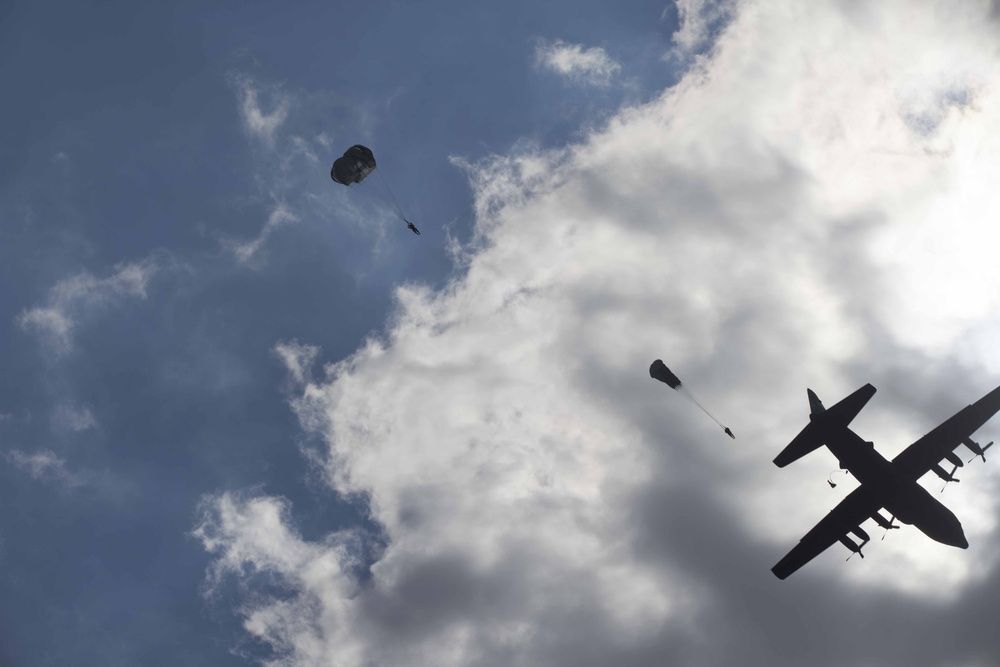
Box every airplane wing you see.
[772,485,881,580]
[891,385,1000,481]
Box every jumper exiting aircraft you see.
[772,383,1000,580]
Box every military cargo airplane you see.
[772,383,1000,580]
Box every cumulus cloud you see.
[4,449,86,488]
[194,494,368,661]
[199,2,1000,665]
[17,258,159,355]
[535,39,621,85]
[224,203,299,267]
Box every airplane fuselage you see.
[825,426,968,548]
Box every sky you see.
[4,0,1000,666]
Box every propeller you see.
[880,516,898,541]
[968,440,994,464]
[940,463,960,493]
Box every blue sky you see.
[6,1,1000,666]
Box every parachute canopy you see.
[649,360,682,389]
[331,145,377,186]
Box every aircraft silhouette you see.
[772,383,1000,580]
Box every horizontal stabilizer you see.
[774,384,876,467]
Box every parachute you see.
[330,145,376,185]
[330,144,420,235]
[649,359,735,439]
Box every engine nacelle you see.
[838,535,865,558]
[944,451,964,468]
[850,526,871,543]
[872,512,898,531]
[931,463,959,483]
[963,438,994,463]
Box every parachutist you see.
[650,359,734,440]
[330,144,419,236]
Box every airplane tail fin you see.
[774,384,876,468]
[807,388,825,418]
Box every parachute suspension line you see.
[677,387,726,429]
[374,168,408,223]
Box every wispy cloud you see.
[51,403,97,433]
[668,0,736,55]
[17,258,159,355]
[233,74,290,148]
[223,202,299,267]
[535,39,621,85]
[4,449,86,488]
[290,136,320,164]
[0,409,30,426]
[273,340,320,387]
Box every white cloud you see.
[194,494,367,663]
[16,307,75,353]
[0,409,30,426]
[199,2,1000,665]
[51,403,97,432]
[535,39,621,86]
[4,449,86,488]
[234,75,290,147]
[273,340,320,387]
[669,0,736,55]
[17,258,159,355]
[224,202,299,267]
[290,136,320,164]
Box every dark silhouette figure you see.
[649,359,735,439]
[771,383,1000,579]
[406,220,421,235]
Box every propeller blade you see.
[968,441,993,463]
[940,464,960,493]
